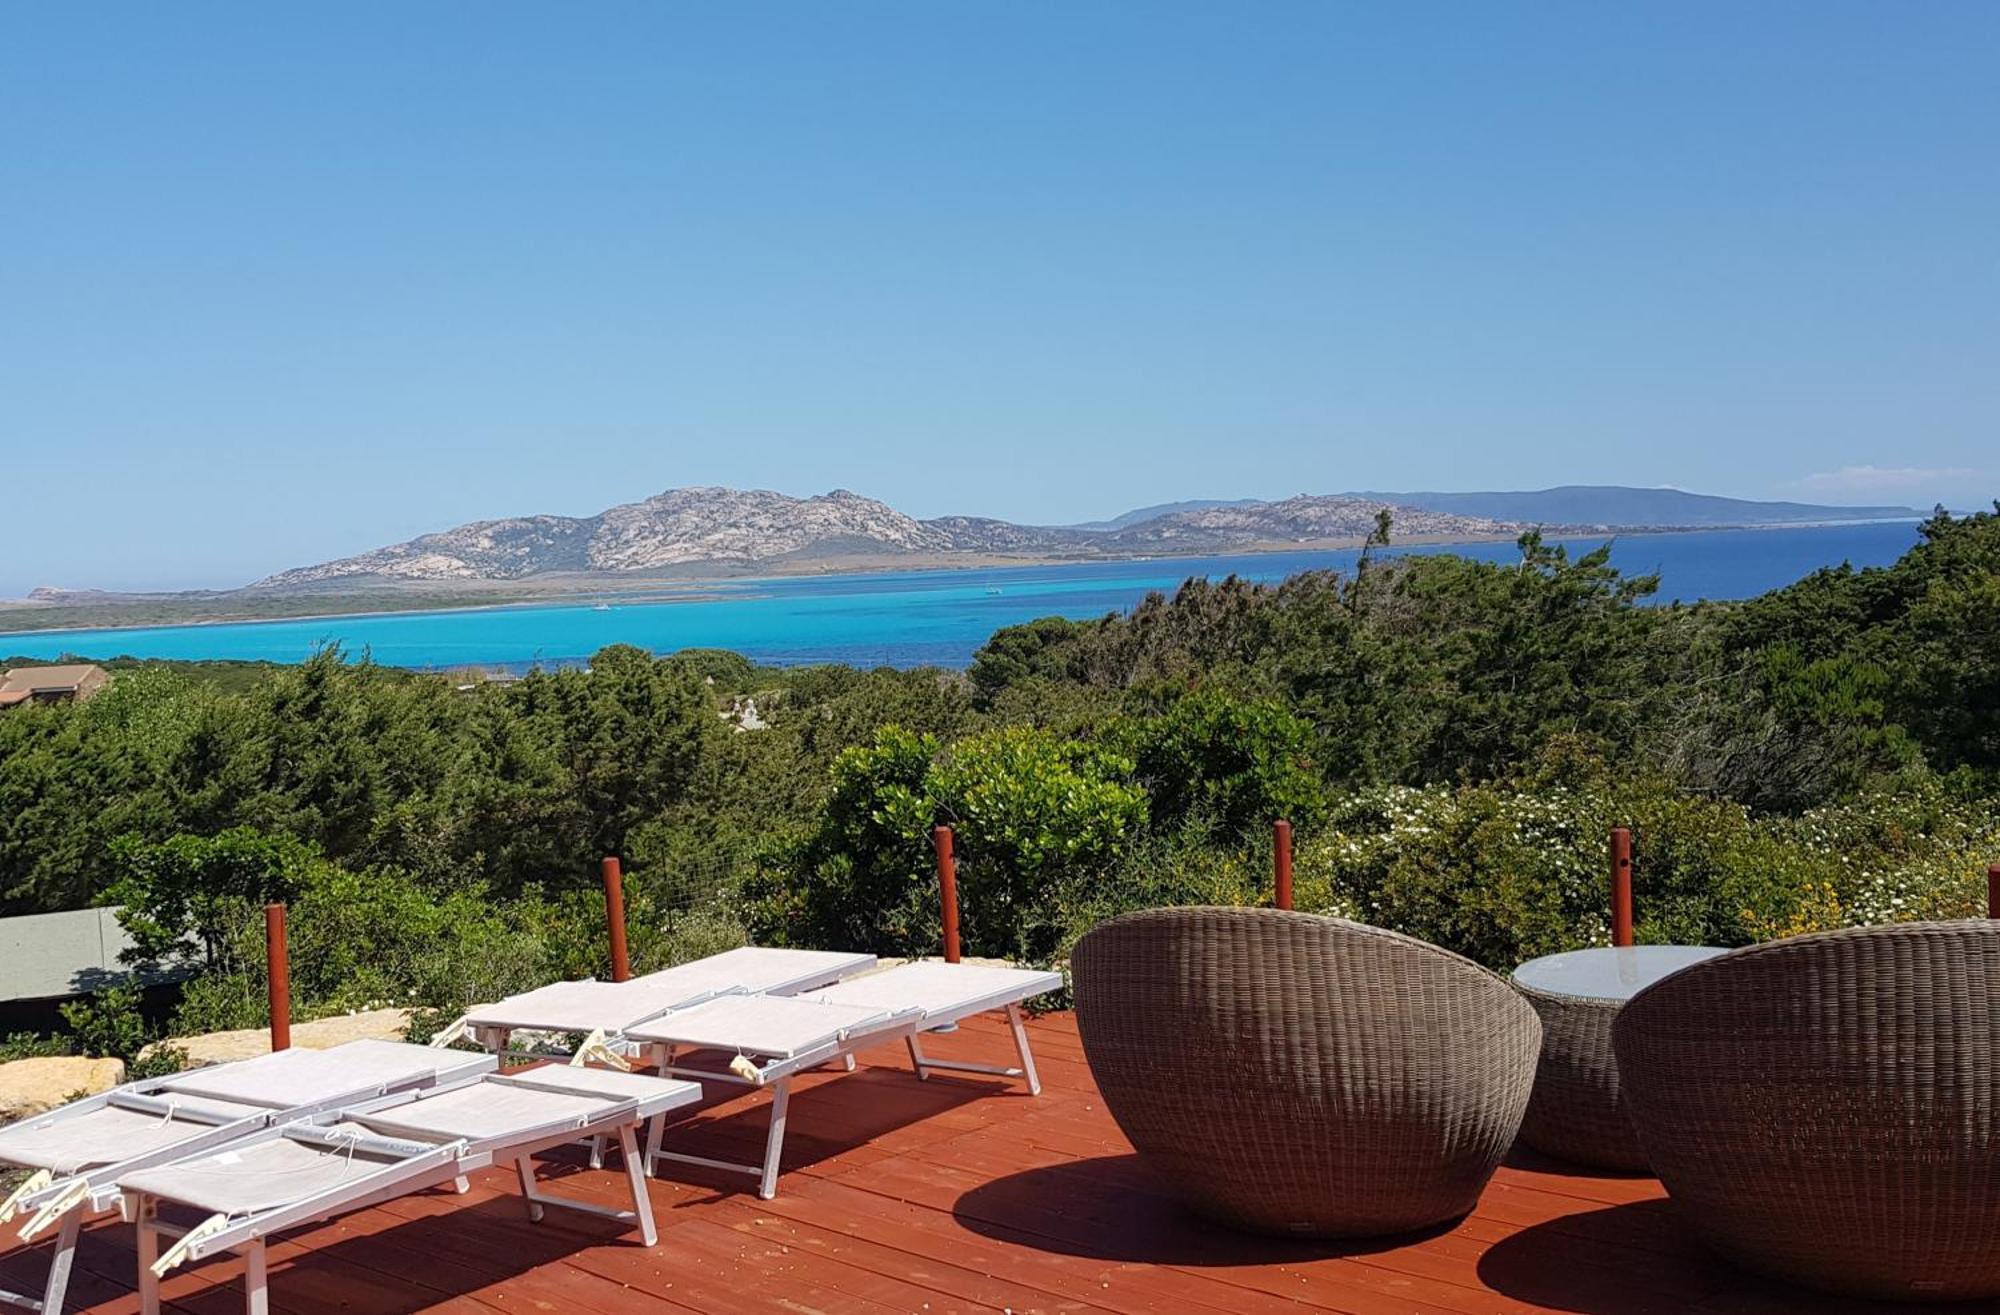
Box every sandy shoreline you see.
[0,520,1910,640]
[0,533,1518,637]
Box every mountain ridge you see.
[236,483,1925,592]
[1346,485,1921,528]
[251,487,1514,589]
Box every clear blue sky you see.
[3,3,1995,594]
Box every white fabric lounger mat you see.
[625,995,912,1060]
[116,1131,431,1218]
[1,1041,489,1191]
[0,1041,493,1315]
[631,963,1057,1200]
[797,962,1064,1025]
[159,1038,491,1108]
[118,1069,700,1312]
[121,1070,700,1215]
[0,1100,265,1176]
[352,1068,699,1145]
[461,946,877,1036]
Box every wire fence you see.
[616,848,762,976]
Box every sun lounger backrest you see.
[464,946,877,1035]
[160,1039,490,1107]
[116,1133,424,1217]
[626,994,902,1059]
[798,962,1063,1024]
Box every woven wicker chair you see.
[1613,921,2000,1302]
[1071,906,1541,1238]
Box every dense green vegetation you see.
[2,509,1996,1050]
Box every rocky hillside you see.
[1112,495,1504,547]
[254,487,1511,587]
[258,489,949,586]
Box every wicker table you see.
[1511,945,1724,1170]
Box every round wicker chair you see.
[1613,921,2000,1301]
[1070,906,1541,1238]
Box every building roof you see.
[0,662,107,695]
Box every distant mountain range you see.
[237,484,1919,591]
[251,488,1512,588]
[1067,499,1265,531]
[1345,486,1922,529]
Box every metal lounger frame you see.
[640,985,1049,1200]
[124,1071,698,1315]
[457,952,874,1172]
[0,1054,495,1315]
[462,952,876,1065]
[0,1084,262,1315]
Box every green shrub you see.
[1298,771,1999,971]
[108,827,322,970]
[760,725,1148,961]
[0,1032,71,1061]
[129,1043,189,1080]
[1120,690,1324,836]
[58,986,154,1064]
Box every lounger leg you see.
[906,1033,929,1080]
[758,1078,792,1200]
[588,1135,605,1170]
[617,1125,658,1246]
[842,1052,857,1071]
[453,1174,471,1195]
[644,1110,665,1178]
[136,1211,161,1315]
[243,1239,269,1315]
[1006,1004,1042,1096]
[31,1209,82,1315]
[515,1156,545,1223]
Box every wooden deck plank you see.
[0,1010,1940,1315]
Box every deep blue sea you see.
[1,522,1924,671]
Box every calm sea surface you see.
[1,522,1923,671]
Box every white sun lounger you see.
[626,961,1062,1198]
[118,1066,700,1315]
[0,1040,494,1315]
[449,946,878,1057]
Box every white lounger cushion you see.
[463,979,655,1035]
[626,995,900,1059]
[354,1086,627,1143]
[799,962,1063,1024]
[353,1069,700,1144]
[662,947,876,995]
[0,1105,255,1176]
[463,946,876,1034]
[160,1040,488,1109]
[117,1136,412,1217]
[499,1065,694,1104]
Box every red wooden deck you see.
[4,1012,1982,1315]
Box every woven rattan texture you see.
[1072,906,1540,1238]
[1514,984,1651,1170]
[1614,921,2000,1301]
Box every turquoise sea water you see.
[1,522,1924,670]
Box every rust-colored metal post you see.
[933,825,961,963]
[1988,864,2000,921]
[601,856,631,983]
[1273,819,1294,911]
[265,903,291,1052]
[1611,827,1635,948]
